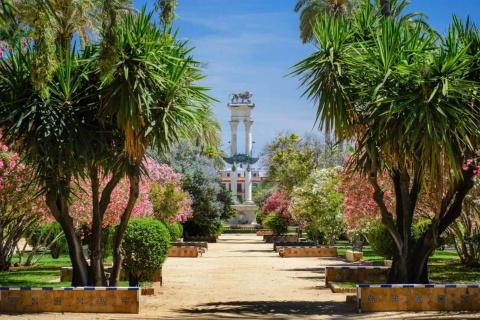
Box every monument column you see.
[225,90,259,224]
[230,120,239,197]
[244,120,254,204]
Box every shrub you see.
[122,218,171,286]
[165,223,183,241]
[367,221,397,259]
[263,213,289,235]
[255,210,263,225]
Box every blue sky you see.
[134,0,480,157]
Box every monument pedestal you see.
[229,203,259,225]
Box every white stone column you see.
[244,120,254,204]
[230,121,239,197]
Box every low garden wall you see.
[264,235,298,243]
[168,246,199,257]
[325,266,390,286]
[357,284,480,313]
[279,246,337,258]
[273,241,315,252]
[0,286,140,314]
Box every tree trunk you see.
[89,164,106,286]
[46,188,89,286]
[109,172,140,286]
[380,0,391,17]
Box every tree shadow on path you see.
[175,300,356,318]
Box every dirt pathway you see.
[2,234,479,319]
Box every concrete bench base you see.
[280,246,337,257]
[346,250,363,262]
[357,284,480,313]
[0,287,139,314]
[325,266,390,286]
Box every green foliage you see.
[290,167,345,245]
[367,221,397,259]
[122,218,171,286]
[256,210,263,224]
[252,183,275,209]
[165,223,183,241]
[263,213,289,235]
[28,223,68,259]
[156,143,226,237]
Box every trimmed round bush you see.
[165,223,183,241]
[122,218,171,286]
[367,221,397,259]
[263,213,288,235]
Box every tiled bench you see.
[357,284,480,313]
[325,266,390,286]
[264,235,299,243]
[256,230,273,236]
[168,246,199,257]
[279,246,337,257]
[171,241,208,251]
[273,241,315,252]
[0,287,139,313]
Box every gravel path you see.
[2,233,480,319]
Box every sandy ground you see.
[2,234,480,319]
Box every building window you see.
[238,173,241,177]
[253,183,258,188]
[253,173,257,177]
[237,183,242,192]
[227,173,230,177]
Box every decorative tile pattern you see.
[0,287,140,314]
[281,246,337,258]
[357,285,480,313]
[325,266,390,286]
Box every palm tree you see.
[0,5,218,286]
[294,0,355,44]
[291,1,480,283]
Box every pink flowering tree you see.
[261,190,294,223]
[70,157,191,234]
[0,137,48,271]
[340,168,395,240]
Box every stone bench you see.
[345,250,364,262]
[357,284,480,313]
[325,266,390,286]
[0,286,139,314]
[168,246,199,257]
[273,241,315,252]
[256,230,273,236]
[171,241,208,250]
[279,246,337,257]
[263,235,299,243]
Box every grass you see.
[1,253,123,287]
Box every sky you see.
[133,0,480,158]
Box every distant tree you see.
[290,167,344,245]
[156,143,228,236]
